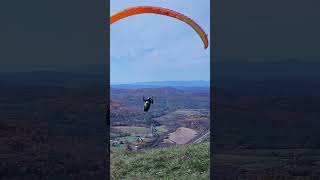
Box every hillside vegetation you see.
[111,143,210,180]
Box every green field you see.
[154,125,168,134]
[113,126,150,135]
[111,143,210,180]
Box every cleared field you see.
[174,109,209,116]
[154,125,168,133]
[154,109,209,122]
[167,127,198,144]
[113,126,150,135]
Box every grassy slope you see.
[111,143,210,180]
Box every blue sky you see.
[110,0,210,84]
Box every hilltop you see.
[111,143,210,180]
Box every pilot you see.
[143,96,153,112]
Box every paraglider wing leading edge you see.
[109,6,209,49]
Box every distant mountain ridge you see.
[111,81,210,89]
[0,71,209,90]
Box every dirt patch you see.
[167,127,198,144]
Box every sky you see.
[110,0,210,84]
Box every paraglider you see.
[143,96,153,112]
[109,6,209,49]
[142,96,157,135]
[109,6,209,136]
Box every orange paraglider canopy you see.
[110,6,209,49]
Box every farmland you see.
[110,87,210,152]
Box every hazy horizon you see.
[110,80,210,85]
